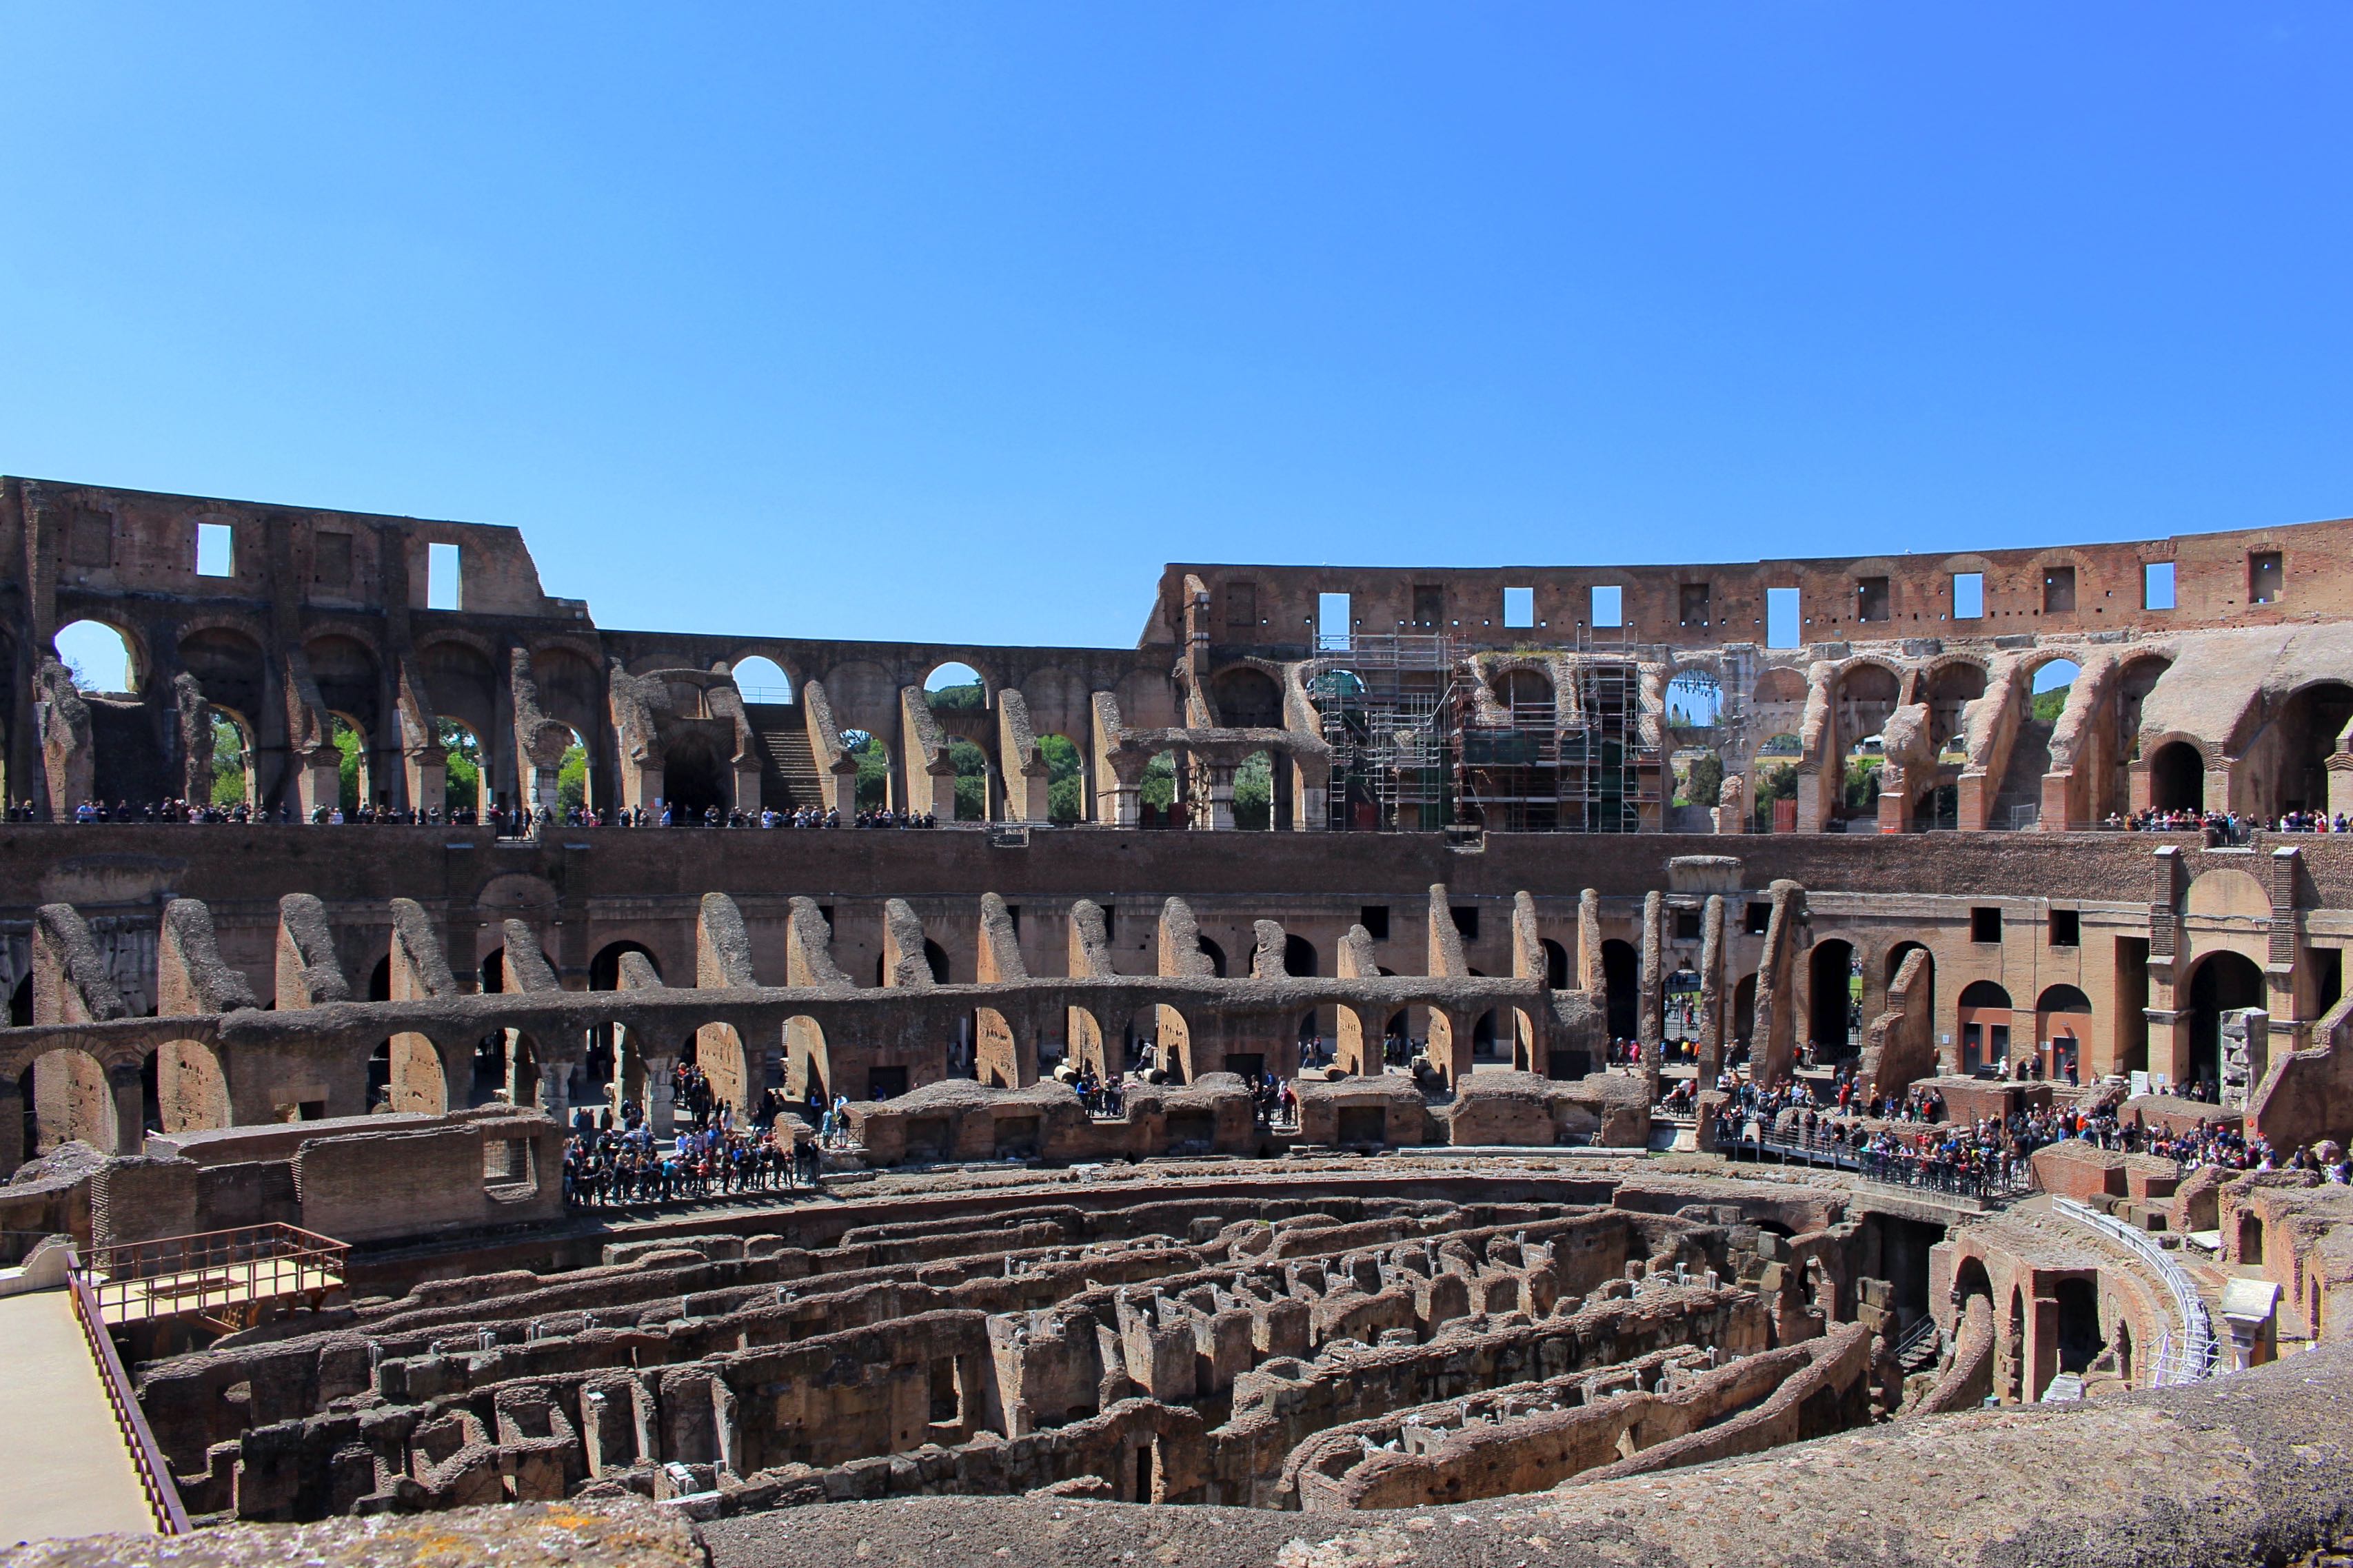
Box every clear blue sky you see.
[8,6,2352,660]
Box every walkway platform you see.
[0,1287,156,1543]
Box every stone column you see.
[108,1061,146,1157]
[0,1079,22,1175]
[644,1055,678,1138]
[1638,891,1666,1086]
[1695,895,1727,1083]
[538,1052,576,1130]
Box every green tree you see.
[1141,751,1175,809]
[1843,755,1882,814]
[1040,733,1083,824]
[438,720,481,814]
[2032,684,2070,724]
[949,739,989,820]
[558,744,587,812]
[211,716,248,806]
[1750,764,1797,830]
[927,681,984,711]
[1232,751,1273,829]
[1679,752,1725,808]
[332,718,364,813]
[847,731,889,812]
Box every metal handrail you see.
[1892,1311,1941,1363]
[66,1263,189,1535]
[2051,1196,2216,1385]
[81,1222,349,1325]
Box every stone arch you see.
[1833,661,1902,756]
[2106,652,2176,818]
[2034,984,2092,1080]
[23,1045,131,1155]
[1209,665,1283,729]
[1540,937,1571,990]
[2185,866,2270,920]
[696,1017,753,1117]
[1601,938,1638,1040]
[660,725,729,819]
[1495,664,1557,719]
[2183,949,2264,1097]
[785,1015,829,1104]
[924,661,989,707]
[2258,679,2353,817]
[1808,939,1857,1057]
[725,655,794,703]
[1957,979,2014,1074]
[1884,941,1934,1035]
[55,617,146,694]
[2148,737,2206,813]
[179,624,270,732]
[1284,934,1319,977]
[1924,659,1988,757]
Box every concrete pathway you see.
[0,1288,156,1543]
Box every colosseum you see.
[0,473,2349,1567]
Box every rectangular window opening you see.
[1857,576,1890,623]
[1744,902,1772,936]
[427,542,463,611]
[1450,905,1479,941]
[1679,582,1711,627]
[1317,592,1352,651]
[1952,572,1983,620]
[1412,585,1445,629]
[2249,551,2282,607]
[1765,587,1800,649]
[2043,567,2076,614]
[2048,909,2081,948]
[1359,905,1391,941]
[2143,562,2176,611]
[1502,586,1535,629]
[196,521,234,578]
[1590,584,1624,628]
[1971,906,2002,944]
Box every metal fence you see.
[1725,1126,2036,1203]
[2052,1196,2217,1385]
[79,1222,349,1327]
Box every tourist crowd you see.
[561,1123,818,1206]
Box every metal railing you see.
[80,1222,349,1327]
[66,1263,189,1535]
[1723,1125,2035,1202]
[2051,1196,2217,1385]
[1892,1311,1942,1365]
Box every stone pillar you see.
[538,1052,576,1130]
[108,1060,145,1157]
[2025,1292,2061,1404]
[645,1055,677,1138]
[1695,895,1727,1083]
[1638,891,1666,1084]
[1204,762,1236,831]
[0,1079,22,1176]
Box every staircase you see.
[744,704,822,810]
[1990,717,2053,830]
[1894,1314,1943,1375]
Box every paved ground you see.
[0,1290,154,1544]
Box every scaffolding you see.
[1311,633,1457,831]
[1562,624,1662,833]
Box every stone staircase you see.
[1990,716,2053,829]
[744,703,822,810]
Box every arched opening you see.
[330,713,370,814]
[1885,941,1934,1032]
[1197,936,1227,979]
[1988,658,2078,830]
[728,655,794,704]
[1808,940,1857,1057]
[2034,984,2092,1083]
[556,727,590,815]
[2150,741,2205,814]
[1540,937,1570,990]
[1210,666,1283,729]
[660,726,729,820]
[1600,939,1638,1041]
[843,730,892,813]
[2054,1277,2105,1378]
[925,662,987,709]
[385,1032,448,1114]
[2237,1210,2264,1266]
[55,619,139,694]
[695,1019,751,1117]
[1233,749,1275,830]
[2108,655,2174,818]
[1666,669,1720,731]
[1040,734,1086,824]
[785,1015,829,1109]
[1141,747,1179,828]
[947,736,989,822]
[2270,681,2353,817]
[973,1006,1020,1088]
[589,941,660,1117]
[1471,1008,1499,1060]
[2185,950,2264,1099]
[26,1048,124,1154]
[1284,934,1318,977]
[209,711,256,811]
[156,1039,230,1133]
[1926,663,1988,759]
[1957,980,2014,1074]
[1731,973,1757,1049]
[439,717,486,818]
